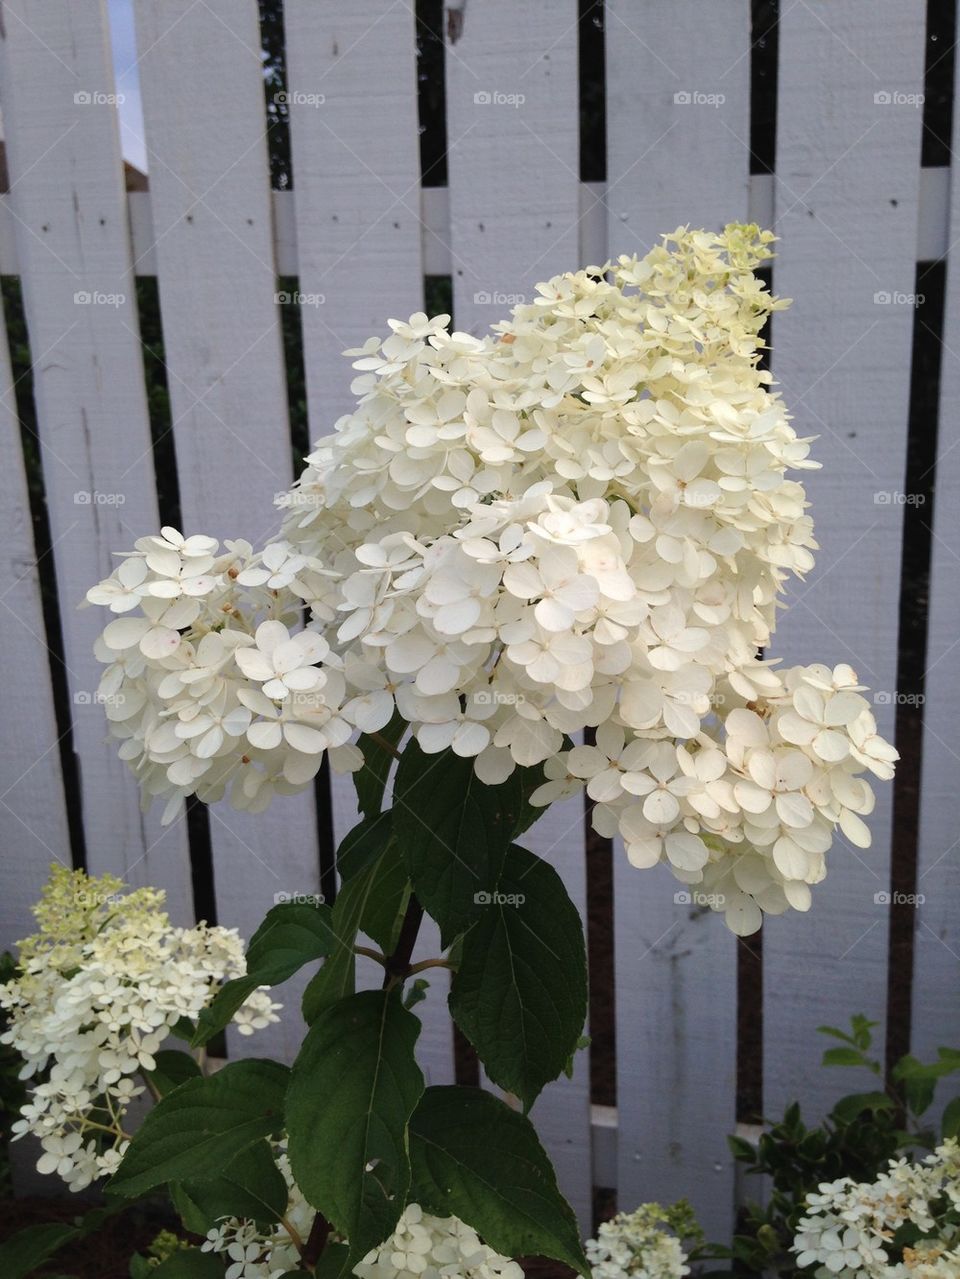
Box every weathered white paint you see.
[284,0,424,427]
[0,0,193,914]
[910,50,960,1108]
[133,0,318,1059]
[605,0,750,1240]
[0,280,70,947]
[764,0,925,1117]
[444,0,580,337]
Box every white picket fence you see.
[1,0,958,1244]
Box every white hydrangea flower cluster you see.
[585,1202,695,1279]
[792,1139,960,1278]
[0,866,280,1191]
[85,225,897,934]
[201,1193,523,1279]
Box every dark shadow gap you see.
[921,0,956,167]
[1,277,87,872]
[417,0,448,187]
[579,0,606,183]
[583,728,616,1108]
[260,0,293,190]
[750,0,779,175]
[736,930,764,1123]
[885,260,946,1078]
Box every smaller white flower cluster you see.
[202,1196,524,1279]
[792,1139,960,1278]
[0,866,280,1191]
[585,1202,697,1279]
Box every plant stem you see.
[407,957,453,975]
[383,895,424,990]
[368,731,402,760]
[354,945,388,965]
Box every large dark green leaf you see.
[194,901,335,1046]
[409,1086,587,1275]
[108,1059,289,1197]
[449,845,587,1110]
[171,1140,289,1232]
[148,1049,202,1097]
[0,1206,124,1279]
[393,743,531,944]
[337,811,394,881]
[287,990,425,1267]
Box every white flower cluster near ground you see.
[0,867,280,1190]
[85,225,897,934]
[201,1195,524,1279]
[585,1203,693,1279]
[792,1139,960,1277]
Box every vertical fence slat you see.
[0,0,193,918]
[133,0,317,1060]
[284,1,424,425]
[444,0,580,337]
[0,293,71,945]
[443,1,590,1222]
[911,53,960,1088]
[763,2,924,1117]
[604,1,750,1239]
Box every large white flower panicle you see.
[792,1140,960,1278]
[85,225,897,935]
[0,867,280,1191]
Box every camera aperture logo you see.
[474,890,525,907]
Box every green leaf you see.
[393,743,523,944]
[0,1224,80,1279]
[0,1206,125,1279]
[337,811,394,881]
[354,709,407,818]
[357,843,410,954]
[942,1096,960,1139]
[194,902,335,1046]
[151,1251,225,1278]
[822,1046,869,1068]
[287,990,425,1267]
[409,1085,587,1275]
[449,844,587,1110]
[108,1058,289,1197]
[831,1091,894,1124]
[301,844,395,1022]
[148,1049,202,1097]
[171,1140,289,1232]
